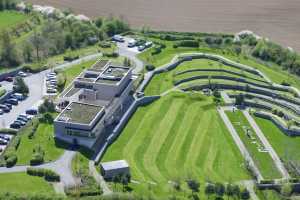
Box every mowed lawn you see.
[0,172,54,194]
[102,93,249,195]
[226,111,282,179]
[254,117,300,167]
[15,121,64,165]
[0,11,29,30]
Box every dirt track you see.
[26,0,300,52]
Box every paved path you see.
[89,161,112,195]
[218,106,263,181]
[242,110,290,179]
[0,150,77,188]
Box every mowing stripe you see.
[155,100,190,179]
[143,98,185,182]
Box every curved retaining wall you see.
[174,75,288,92]
[175,68,269,85]
[254,111,300,136]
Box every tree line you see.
[0,11,129,67]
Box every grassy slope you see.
[254,116,300,164]
[0,172,54,194]
[0,11,29,30]
[102,93,249,197]
[226,111,281,179]
[15,121,64,165]
[138,42,300,89]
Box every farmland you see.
[102,92,249,197]
[26,0,300,52]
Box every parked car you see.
[4,76,13,82]
[47,88,57,94]
[0,109,3,115]
[18,71,27,77]
[14,120,26,126]
[47,72,56,76]
[46,76,56,81]
[112,35,125,42]
[11,93,25,101]
[145,41,153,48]
[138,45,146,51]
[17,116,28,123]
[4,103,12,109]
[0,135,10,141]
[128,39,136,48]
[0,139,8,145]
[0,104,10,112]
[26,109,38,115]
[10,123,21,129]
[5,98,18,105]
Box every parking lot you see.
[0,71,45,128]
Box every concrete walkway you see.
[89,161,112,195]
[240,180,260,200]
[218,106,263,181]
[242,110,290,179]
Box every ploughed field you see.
[26,0,300,52]
[102,93,249,194]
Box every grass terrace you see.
[102,92,249,197]
[58,102,104,125]
[0,172,54,194]
[254,116,300,176]
[225,110,282,179]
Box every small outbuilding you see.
[100,160,130,180]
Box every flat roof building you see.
[100,160,130,180]
[54,59,134,149]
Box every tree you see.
[95,17,103,28]
[215,182,225,197]
[235,93,245,105]
[232,185,240,199]
[121,174,129,192]
[225,183,234,198]
[30,29,46,60]
[205,183,215,199]
[13,77,29,95]
[22,41,34,63]
[186,179,200,193]
[0,30,20,67]
[240,188,250,200]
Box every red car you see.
[4,76,13,82]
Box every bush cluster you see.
[173,40,199,48]
[30,145,44,165]
[3,136,21,167]
[27,167,60,182]
[151,42,166,55]
[38,99,55,114]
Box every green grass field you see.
[15,120,64,165]
[0,172,54,194]
[226,111,281,179]
[254,116,300,172]
[102,92,249,197]
[0,11,29,30]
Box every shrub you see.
[103,52,119,58]
[27,168,60,182]
[145,64,155,71]
[30,153,44,165]
[63,55,79,62]
[5,154,17,167]
[151,47,161,55]
[99,42,112,48]
[28,121,39,139]
[174,40,199,48]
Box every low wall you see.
[257,182,300,193]
[254,111,300,136]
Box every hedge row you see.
[27,168,60,182]
[0,128,17,135]
[173,40,199,48]
[151,42,166,55]
[28,121,39,139]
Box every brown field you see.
[26,0,300,52]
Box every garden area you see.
[226,110,282,179]
[102,92,250,198]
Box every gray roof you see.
[101,160,129,171]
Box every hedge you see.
[145,64,155,71]
[0,128,17,135]
[103,52,119,58]
[173,40,199,48]
[27,168,60,182]
[5,154,17,167]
